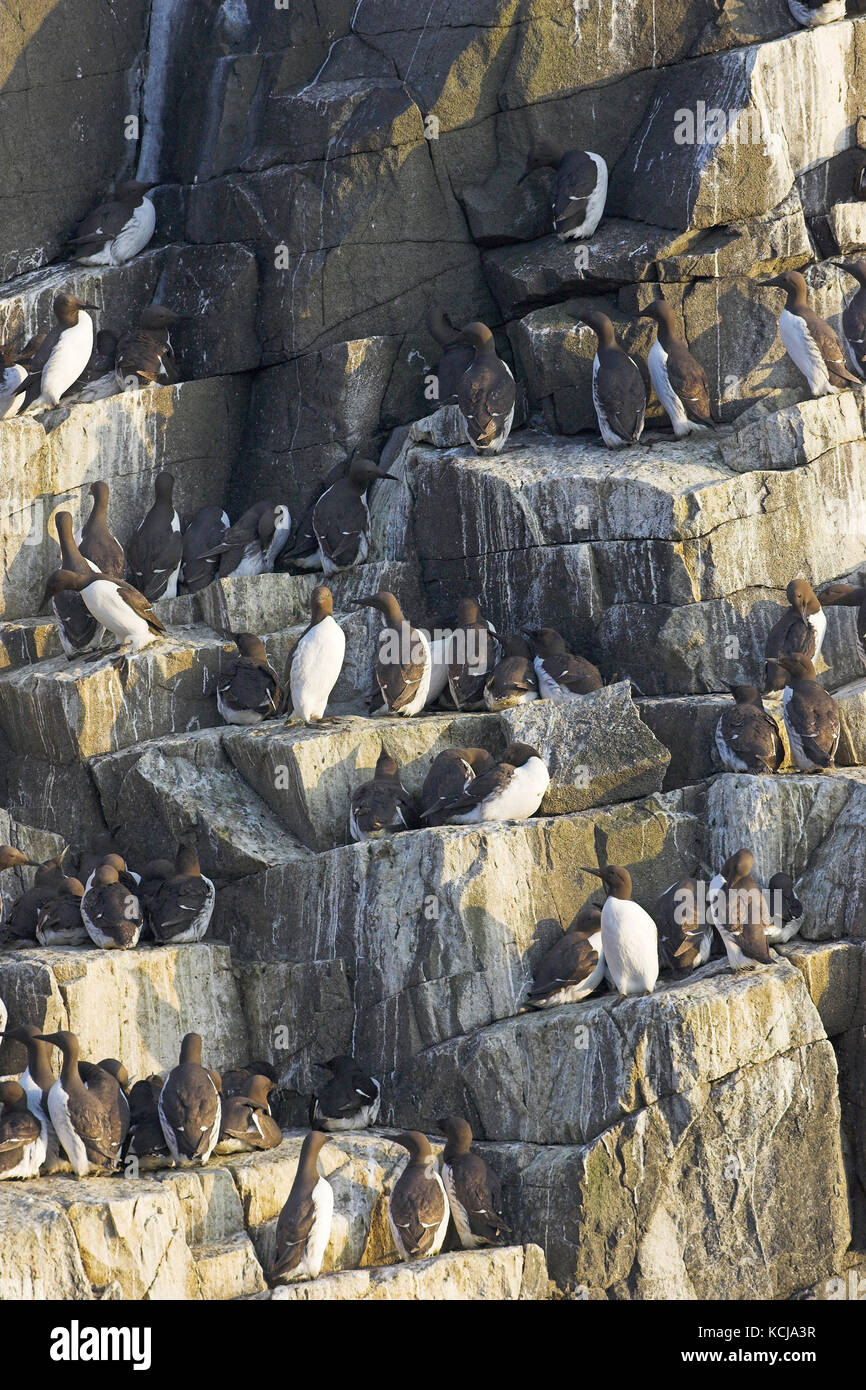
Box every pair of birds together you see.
[0,294,181,419]
[275,1119,510,1282]
[348,741,550,842]
[0,1029,279,1180]
[523,849,802,1010]
[717,577,846,775]
[0,835,214,951]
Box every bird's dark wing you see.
[666,343,713,425]
[390,1172,445,1257]
[453,1153,510,1242]
[595,355,646,442]
[0,1111,41,1150]
[220,658,280,715]
[313,488,366,568]
[274,1190,316,1274]
[528,932,599,1000]
[551,155,597,228]
[69,198,130,249]
[803,310,862,386]
[116,581,167,635]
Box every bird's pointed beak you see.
[517,169,532,185]
[580,867,605,879]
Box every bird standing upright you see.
[578,310,646,448]
[456,322,516,455]
[388,1131,450,1261]
[763,271,861,396]
[581,864,658,996]
[638,300,714,436]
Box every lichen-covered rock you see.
[480,1040,849,1297]
[213,790,706,1083]
[264,1243,551,1300]
[0,943,249,1080]
[391,960,827,1144]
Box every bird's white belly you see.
[82,580,153,649]
[299,1178,334,1279]
[779,309,834,395]
[425,634,452,707]
[291,617,346,721]
[458,757,550,823]
[217,688,264,725]
[112,198,156,263]
[41,317,94,406]
[442,1164,482,1249]
[714,717,749,772]
[648,339,691,436]
[601,902,658,995]
[561,153,608,240]
[808,608,827,663]
[48,1082,90,1176]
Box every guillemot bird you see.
[75,1060,131,1162]
[777,653,840,771]
[581,865,659,996]
[439,1116,510,1249]
[763,271,861,396]
[179,505,230,593]
[125,1075,171,1168]
[420,747,495,827]
[282,458,399,574]
[41,570,166,659]
[2,1023,65,1173]
[708,849,773,971]
[85,851,139,896]
[81,864,143,949]
[68,180,157,265]
[52,511,102,658]
[0,1081,46,1179]
[310,1056,381,1132]
[0,845,36,922]
[127,472,183,600]
[578,311,646,447]
[17,294,97,411]
[446,598,499,709]
[434,743,549,824]
[638,300,714,436]
[217,633,282,726]
[765,872,803,944]
[389,1131,450,1261]
[115,306,181,388]
[0,332,43,417]
[483,634,539,710]
[787,0,845,27]
[35,876,86,946]
[523,902,605,1008]
[201,500,291,579]
[456,322,516,455]
[146,844,215,945]
[426,306,475,402]
[518,140,608,241]
[35,1030,125,1176]
[764,579,826,692]
[349,745,419,841]
[715,685,784,774]
[78,480,125,579]
[352,590,432,716]
[215,1076,281,1154]
[819,578,866,670]
[837,260,866,376]
[287,585,345,724]
[158,1033,222,1167]
[523,626,602,699]
[272,1130,334,1281]
[652,876,712,975]
[76,833,122,886]
[3,855,69,945]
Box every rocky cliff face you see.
[1,0,865,1301]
